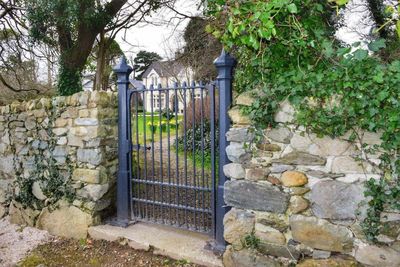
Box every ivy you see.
[57,63,83,96]
[13,103,75,209]
[207,0,400,242]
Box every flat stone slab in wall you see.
[272,152,326,166]
[224,180,289,213]
[290,215,354,252]
[310,180,365,220]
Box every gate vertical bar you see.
[213,50,236,248]
[113,57,133,227]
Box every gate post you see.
[113,57,133,227]
[214,50,236,249]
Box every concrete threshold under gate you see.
[88,223,223,267]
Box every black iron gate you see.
[130,82,216,233]
[113,51,235,248]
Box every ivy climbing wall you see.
[223,93,400,267]
[0,91,118,239]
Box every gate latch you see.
[131,144,151,151]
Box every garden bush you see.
[175,121,219,153]
[183,95,219,131]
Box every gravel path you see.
[0,217,51,267]
[133,137,213,232]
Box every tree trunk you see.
[47,56,52,87]
[56,0,128,95]
[95,31,107,91]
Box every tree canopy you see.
[25,0,173,95]
[133,50,162,80]
[177,17,221,81]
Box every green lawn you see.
[132,114,183,143]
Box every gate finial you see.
[214,49,236,67]
[214,49,236,80]
[113,56,133,74]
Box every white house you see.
[141,61,201,114]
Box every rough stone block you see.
[9,201,40,227]
[74,118,99,126]
[226,127,255,142]
[355,243,400,267]
[223,163,245,180]
[32,181,47,200]
[37,204,94,239]
[235,91,257,107]
[77,183,109,201]
[77,148,102,165]
[310,180,365,220]
[255,223,286,245]
[226,143,251,163]
[309,136,352,156]
[274,100,295,123]
[289,196,309,214]
[258,242,301,260]
[331,156,371,174]
[228,107,251,125]
[223,246,282,267]
[290,215,354,252]
[72,168,107,184]
[257,143,281,152]
[255,212,288,232]
[245,168,270,181]
[290,133,313,151]
[224,180,289,213]
[281,171,308,187]
[297,258,358,267]
[223,208,255,245]
[266,127,293,144]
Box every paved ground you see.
[0,217,51,266]
[89,222,223,267]
[0,217,205,267]
[133,137,213,231]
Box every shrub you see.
[175,121,219,153]
[184,95,219,131]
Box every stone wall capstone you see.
[222,94,400,267]
[0,91,118,239]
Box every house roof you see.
[142,61,184,78]
[130,79,144,88]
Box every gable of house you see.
[142,61,185,79]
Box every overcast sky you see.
[116,0,202,63]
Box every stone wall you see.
[223,96,400,266]
[0,91,118,239]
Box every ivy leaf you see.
[329,0,349,6]
[287,3,298,14]
[368,38,386,52]
[322,40,334,57]
[353,49,368,60]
